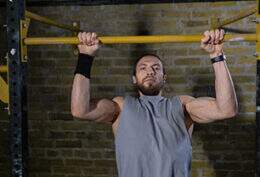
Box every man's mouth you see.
[143,77,155,82]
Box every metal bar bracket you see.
[0,76,9,104]
[20,18,30,62]
[71,21,80,55]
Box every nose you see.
[147,67,155,76]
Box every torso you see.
[111,95,194,138]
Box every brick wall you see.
[0,1,256,177]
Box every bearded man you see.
[71,29,238,177]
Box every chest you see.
[118,104,190,152]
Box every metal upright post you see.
[6,0,28,177]
[256,0,260,176]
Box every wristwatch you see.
[211,54,226,64]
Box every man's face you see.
[133,56,166,96]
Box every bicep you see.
[185,97,225,123]
[86,98,121,124]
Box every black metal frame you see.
[257,1,260,176]
[257,60,260,177]
[6,0,28,177]
[0,0,253,7]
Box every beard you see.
[136,79,164,96]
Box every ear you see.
[132,75,137,84]
[163,74,167,83]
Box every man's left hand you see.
[201,29,225,58]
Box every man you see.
[71,29,238,177]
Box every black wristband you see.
[211,54,226,64]
[74,53,94,79]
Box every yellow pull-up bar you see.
[23,34,257,45]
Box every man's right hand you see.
[77,32,100,56]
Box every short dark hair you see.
[133,53,165,76]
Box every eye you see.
[154,66,160,70]
[140,67,145,70]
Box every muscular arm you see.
[183,60,238,123]
[71,74,121,124]
[182,29,238,124]
[70,32,121,124]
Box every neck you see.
[138,90,162,97]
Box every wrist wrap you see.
[74,53,94,79]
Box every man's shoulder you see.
[177,95,195,105]
[111,95,144,109]
[112,95,138,102]
[112,96,124,103]
[112,96,125,110]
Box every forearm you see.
[71,74,91,117]
[213,60,238,116]
[71,31,101,119]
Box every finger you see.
[92,33,97,40]
[93,33,98,45]
[91,33,97,45]
[78,32,84,45]
[219,29,225,43]
[77,32,81,42]
[81,32,87,45]
[209,30,215,44]
[86,32,92,45]
[214,29,220,44]
[93,32,100,45]
[201,30,210,44]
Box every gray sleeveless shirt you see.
[114,95,192,177]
